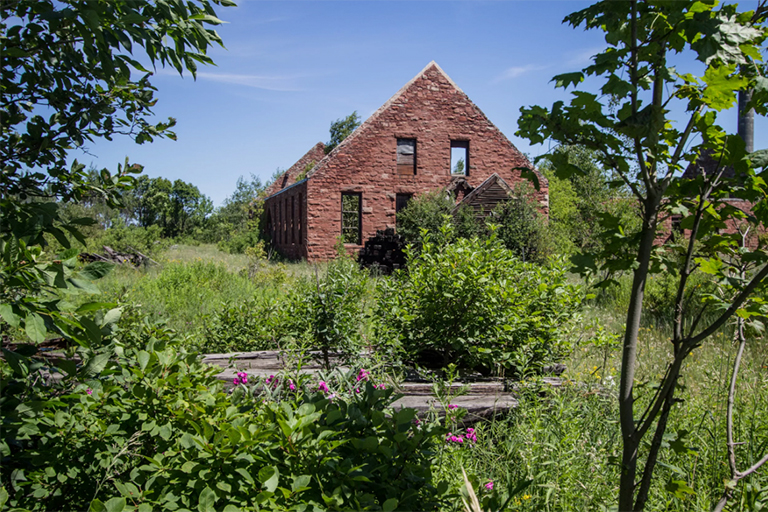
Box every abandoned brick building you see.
[263,61,548,261]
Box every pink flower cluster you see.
[484,481,493,491]
[318,381,330,393]
[233,371,248,386]
[288,379,296,391]
[447,404,459,410]
[357,368,370,382]
[265,374,279,389]
[374,383,386,390]
[446,428,476,444]
[86,388,92,395]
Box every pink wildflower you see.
[237,371,248,384]
[86,388,92,395]
[318,381,330,393]
[355,387,361,394]
[357,368,370,382]
[288,379,296,391]
[374,383,386,390]
[233,378,240,386]
[484,481,493,491]
[448,404,459,410]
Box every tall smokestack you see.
[738,89,754,154]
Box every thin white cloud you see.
[196,71,303,91]
[565,46,604,68]
[493,64,548,83]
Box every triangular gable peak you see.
[264,142,325,198]
[306,61,543,183]
[452,173,513,216]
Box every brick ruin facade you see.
[264,61,549,261]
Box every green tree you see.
[325,111,362,154]
[1,0,233,347]
[490,183,550,263]
[517,2,768,510]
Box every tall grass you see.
[440,305,768,511]
[85,245,767,509]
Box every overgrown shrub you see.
[489,182,551,263]
[377,226,581,376]
[0,338,449,511]
[87,224,170,255]
[127,260,258,327]
[284,257,369,368]
[200,296,288,353]
[396,190,456,250]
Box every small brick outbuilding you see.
[263,61,548,261]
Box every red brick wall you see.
[265,181,307,260]
[304,63,548,261]
[264,142,325,198]
[656,198,762,248]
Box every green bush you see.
[284,257,369,368]
[490,183,551,263]
[127,260,258,327]
[87,224,171,256]
[377,226,582,376]
[396,190,456,250]
[200,296,288,353]
[0,338,449,511]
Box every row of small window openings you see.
[396,139,469,176]
[341,192,412,245]
[276,193,302,245]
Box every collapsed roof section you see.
[263,142,325,198]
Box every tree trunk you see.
[618,196,660,511]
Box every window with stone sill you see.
[397,138,416,175]
[341,192,362,244]
[451,140,469,176]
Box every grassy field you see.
[89,244,768,510]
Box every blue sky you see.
[76,0,768,206]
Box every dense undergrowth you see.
[2,243,768,511]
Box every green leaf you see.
[101,307,122,327]
[1,349,29,377]
[198,486,217,512]
[137,351,151,371]
[25,313,46,344]
[0,304,21,327]
[69,278,101,294]
[382,498,398,512]
[0,486,7,509]
[89,499,107,512]
[79,262,114,280]
[552,72,584,89]
[189,14,225,25]
[80,317,102,346]
[291,475,311,493]
[76,302,117,313]
[258,466,279,493]
[104,497,126,512]
[83,352,111,376]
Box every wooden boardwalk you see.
[203,351,560,421]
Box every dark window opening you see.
[397,139,416,175]
[341,193,362,244]
[291,196,295,244]
[451,140,469,176]
[396,193,412,214]
[298,192,303,244]
[278,202,282,244]
[396,193,412,230]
